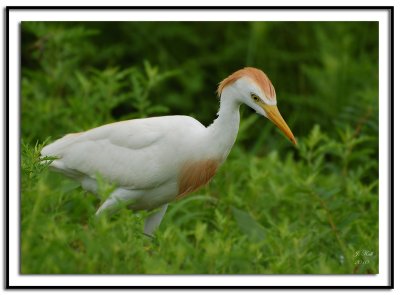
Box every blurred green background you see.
[21,22,379,274]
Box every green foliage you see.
[21,139,55,190]
[21,21,378,274]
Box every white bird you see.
[41,67,296,236]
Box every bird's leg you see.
[95,197,120,216]
[143,204,169,237]
[95,188,140,216]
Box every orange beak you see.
[262,105,297,145]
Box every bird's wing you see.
[42,116,202,189]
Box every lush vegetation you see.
[21,22,378,274]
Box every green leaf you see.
[231,207,267,242]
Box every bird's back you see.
[42,115,207,190]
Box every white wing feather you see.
[42,115,205,189]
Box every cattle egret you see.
[41,67,296,236]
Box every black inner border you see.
[5,5,394,290]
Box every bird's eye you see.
[251,93,261,103]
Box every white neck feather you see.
[207,92,241,161]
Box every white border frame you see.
[6,7,392,288]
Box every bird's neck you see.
[207,95,241,161]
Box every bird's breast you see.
[176,159,220,200]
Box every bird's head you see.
[217,67,297,145]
